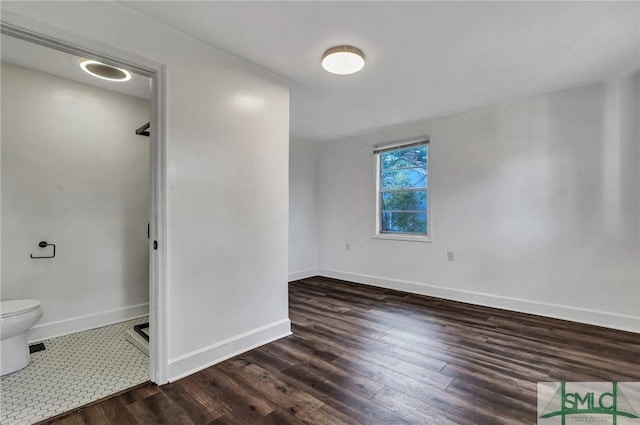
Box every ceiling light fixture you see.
[79,59,132,82]
[321,45,365,75]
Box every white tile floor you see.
[0,317,149,425]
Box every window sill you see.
[373,233,431,243]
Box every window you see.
[375,139,429,240]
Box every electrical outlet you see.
[346,243,350,251]
[447,251,455,261]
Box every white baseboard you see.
[288,268,319,282]
[167,318,292,382]
[318,269,640,334]
[28,303,149,343]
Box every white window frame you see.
[374,137,431,242]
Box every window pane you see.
[381,190,427,211]
[376,143,429,238]
[380,212,427,234]
[381,145,427,170]
[381,168,427,189]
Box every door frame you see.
[1,11,169,384]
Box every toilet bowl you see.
[0,300,43,376]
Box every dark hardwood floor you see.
[40,276,640,425]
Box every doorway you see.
[0,18,167,424]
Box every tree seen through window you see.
[378,143,428,235]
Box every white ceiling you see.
[2,2,636,142]
[1,34,151,100]
[120,1,639,142]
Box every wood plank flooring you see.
[39,276,640,425]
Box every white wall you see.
[1,62,150,341]
[1,1,290,381]
[315,75,640,332]
[288,137,319,280]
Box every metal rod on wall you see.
[136,122,150,137]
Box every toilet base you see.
[0,333,31,376]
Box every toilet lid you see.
[0,299,41,318]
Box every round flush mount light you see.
[321,45,365,75]
[80,59,132,82]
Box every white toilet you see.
[0,300,43,376]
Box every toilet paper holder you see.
[30,241,56,259]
